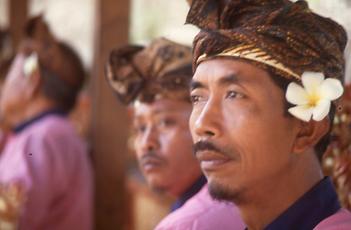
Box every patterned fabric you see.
[186,0,347,82]
[105,38,193,104]
[0,183,25,230]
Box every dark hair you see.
[0,58,13,83]
[39,43,85,113]
[267,68,334,161]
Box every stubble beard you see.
[208,180,247,205]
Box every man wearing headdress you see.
[0,17,93,229]
[106,37,244,229]
[187,0,351,229]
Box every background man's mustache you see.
[193,140,226,156]
[140,150,164,163]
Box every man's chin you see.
[208,180,245,205]
[147,178,168,194]
[150,185,167,194]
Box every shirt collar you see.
[13,108,67,134]
[261,177,340,230]
[170,175,207,212]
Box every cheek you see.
[133,138,143,161]
[1,82,19,109]
[222,104,255,141]
[189,109,200,140]
[224,106,294,174]
[161,129,193,161]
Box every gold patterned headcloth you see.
[186,0,347,82]
[197,44,301,80]
[105,38,193,104]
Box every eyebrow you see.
[190,74,240,91]
[134,108,181,120]
[190,81,204,91]
[218,74,239,87]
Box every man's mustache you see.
[193,140,227,157]
[140,150,164,164]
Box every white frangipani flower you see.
[285,72,344,122]
[23,53,39,77]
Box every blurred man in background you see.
[0,16,93,230]
[106,37,244,229]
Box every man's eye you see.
[135,125,146,134]
[226,90,244,99]
[158,118,175,128]
[190,95,201,104]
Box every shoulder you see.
[11,115,87,162]
[21,115,84,148]
[314,209,351,230]
[155,185,244,230]
[25,115,75,138]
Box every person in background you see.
[187,0,351,229]
[0,16,93,230]
[106,37,244,229]
[0,58,12,153]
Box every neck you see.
[238,152,323,230]
[11,97,56,128]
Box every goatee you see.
[208,181,246,205]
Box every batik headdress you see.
[105,38,193,104]
[186,0,348,122]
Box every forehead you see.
[133,98,191,120]
[192,58,272,88]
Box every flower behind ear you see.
[23,53,38,77]
[286,72,344,122]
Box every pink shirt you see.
[314,209,351,229]
[0,115,93,230]
[155,184,245,230]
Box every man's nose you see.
[192,97,222,139]
[140,126,160,152]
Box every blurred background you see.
[0,0,350,229]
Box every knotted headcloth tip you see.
[105,38,193,105]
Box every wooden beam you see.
[90,0,131,229]
[9,0,28,50]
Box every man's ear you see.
[292,118,330,154]
[24,69,42,98]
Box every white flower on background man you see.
[23,53,38,77]
[285,72,344,122]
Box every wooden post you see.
[90,0,131,229]
[9,0,28,50]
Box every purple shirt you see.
[171,175,206,211]
[314,209,351,229]
[0,114,93,230]
[155,184,245,230]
